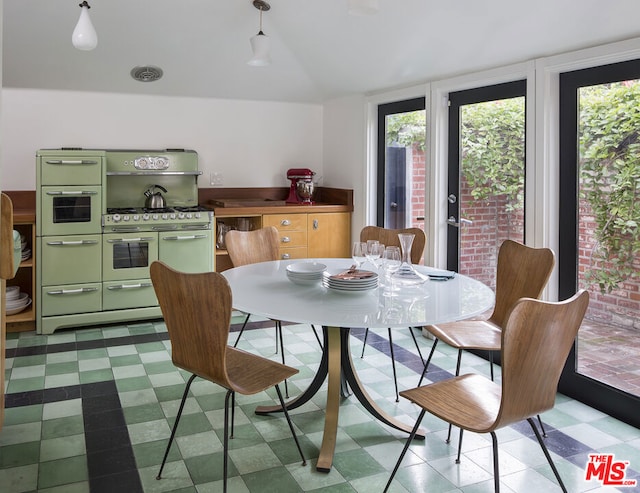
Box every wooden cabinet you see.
[6,216,36,332]
[214,210,351,271]
[308,212,351,258]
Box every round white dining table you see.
[222,258,494,472]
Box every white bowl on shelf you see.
[6,285,20,300]
[6,298,32,316]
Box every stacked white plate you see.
[6,286,32,315]
[322,268,378,293]
[21,234,31,261]
[286,262,327,285]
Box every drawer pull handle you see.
[281,236,291,243]
[46,190,98,195]
[282,253,290,259]
[107,283,152,290]
[281,219,291,226]
[313,219,319,230]
[107,237,154,243]
[48,287,98,295]
[45,160,99,165]
[162,235,207,241]
[47,240,98,246]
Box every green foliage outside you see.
[385,83,640,292]
[579,81,640,293]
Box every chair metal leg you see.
[232,312,251,347]
[408,327,425,365]
[417,337,439,387]
[490,431,500,493]
[444,349,465,444]
[383,409,427,493]
[387,328,400,402]
[223,390,234,493]
[311,324,323,350]
[360,328,370,358]
[537,414,547,437]
[456,428,464,463]
[230,392,236,439]
[276,321,289,398]
[528,418,567,492]
[156,373,197,480]
[274,383,307,466]
[489,350,494,381]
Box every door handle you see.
[447,216,473,227]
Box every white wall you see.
[0,89,323,191]
[322,94,366,241]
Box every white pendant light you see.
[348,0,379,16]
[248,0,271,67]
[72,1,98,51]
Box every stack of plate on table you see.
[20,234,31,261]
[322,268,378,293]
[286,261,327,285]
[6,285,32,315]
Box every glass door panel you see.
[559,59,640,427]
[377,98,426,236]
[447,81,526,290]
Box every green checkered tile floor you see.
[1,315,639,492]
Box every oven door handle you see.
[107,237,155,243]
[107,283,153,290]
[46,240,99,246]
[46,190,98,195]
[47,287,99,295]
[162,235,208,241]
[45,160,99,165]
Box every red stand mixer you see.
[286,168,316,204]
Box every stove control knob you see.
[194,212,201,219]
[152,214,159,220]
[133,215,140,221]
[123,215,130,222]
[143,214,150,221]
[170,213,176,220]
[186,213,193,219]
[161,214,168,220]
[178,213,185,219]
[113,214,121,223]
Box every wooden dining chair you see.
[225,226,321,396]
[385,290,589,493]
[418,239,555,444]
[359,225,427,402]
[150,261,306,492]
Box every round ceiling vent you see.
[130,65,163,83]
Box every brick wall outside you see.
[578,199,640,330]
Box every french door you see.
[447,81,526,288]
[559,59,640,427]
[376,98,426,231]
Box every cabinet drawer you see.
[103,279,158,310]
[277,230,307,248]
[279,247,308,260]
[39,155,102,185]
[41,283,102,316]
[40,235,101,285]
[263,214,307,232]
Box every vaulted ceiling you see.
[4,0,640,103]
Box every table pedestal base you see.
[255,325,425,472]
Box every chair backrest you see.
[495,290,589,428]
[150,261,233,388]
[490,240,555,327]
[225,226,280,267]
[360,226,426,264]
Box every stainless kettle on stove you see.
[144,185,168,209]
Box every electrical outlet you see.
[210,172,224,186]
